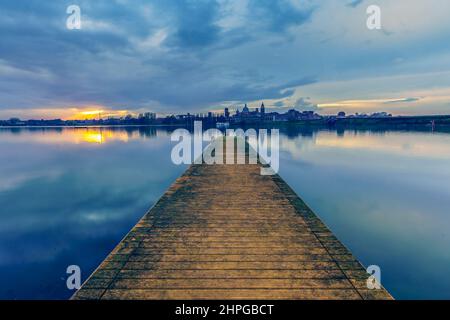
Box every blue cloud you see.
[1,0,450,116]
[0,0,319,113]
[384,97,421,104]
[248,0,316,32]
[155,0,222,48]
[346,0,364,8]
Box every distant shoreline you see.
[1,114,450,128]
[0,124,182,128]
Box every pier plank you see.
[72,163,392,300]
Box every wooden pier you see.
[72,160,392,300]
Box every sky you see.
[1,0,450,119]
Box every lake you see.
[1,126,450,299]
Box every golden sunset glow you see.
[82,132,104,144]
[67,108,132,120]
[0,106,137,121]
[75,129,133,144]
[0,128,139,145]
[318,98,402,109]
[80,110,104,116]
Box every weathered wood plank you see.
[72,161,392,300]
[100,289,363,300]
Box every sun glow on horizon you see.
[80,110,104,116]
[0,106,137,121]
[0,127,139,144]
[82,132,104,144]
[66,108,132,120]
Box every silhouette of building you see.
[337,111,346,118]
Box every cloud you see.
[1,0,450,117]
[247,0,316,32]
[383,97,421,104]
[293,97,319,111]
[273,101,285,108]
[346,0,364,8]
[167,0,222,48]
[0,0,319,115]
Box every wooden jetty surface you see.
[72,161,392,300]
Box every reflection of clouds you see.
[2,127,450,298]
[277,128,450,298]
[279,133,317,160]
[0,127,174,192]
[0,128,186,273]
[314,131,450,160]
[0,169,62,192]
[0,141,65,192]
[279,129,450,164]
[0,127,166,145]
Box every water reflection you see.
[0,126,166,145]
[277,128,450,300]
[0,127,185,299]
[0,126,450,299]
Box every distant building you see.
[226,102,322,124]
[371,112,392,118]
[278,109,322,121]
[337,111,346,118]
[233,103,264,122]
[224,107,230,118]
[145,112,156,120]
[139,112,156,120]
[301,111,322,120]
[8,118,25,125]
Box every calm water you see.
[1,126,450,299]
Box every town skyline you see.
[7,100,450,129]
[0,100,401,124]
[2,99,437,123]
